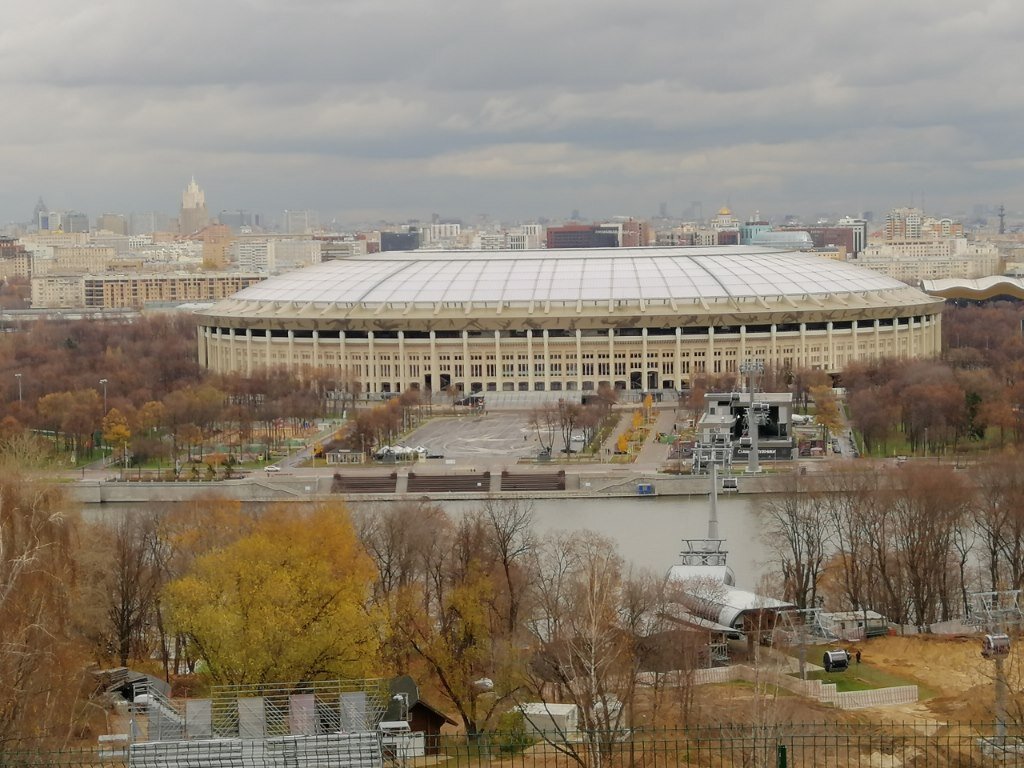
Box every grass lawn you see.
[790,645,939,699]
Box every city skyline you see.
[2,0,1023,226]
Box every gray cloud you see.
[2,0,1023,225]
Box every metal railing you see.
[5,723,1024,767]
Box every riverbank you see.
[67,466,796,504]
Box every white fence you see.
[690,665,918,710]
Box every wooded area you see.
[5,303,1024,751]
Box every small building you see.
[325,449,364,465]
[519,703,578,735]
[385,676,456,755]
[820,610,889,640]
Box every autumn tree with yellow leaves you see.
[164,502,382,686]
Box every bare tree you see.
[523,531,638,768]
[0,470,82,748]
[557,399,583,455]
[478,498,536,634]
[760,474,832,609]
[528,403,558,454]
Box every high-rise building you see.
[836,217,868,256]
[97,213,128,235]
[180,177,210,236]
[220,210,262,231]
[283,209,319,235]
[545,224,617,249]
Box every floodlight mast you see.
[970,589,1023,745]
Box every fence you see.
[6,724,1024,768]
[689,665,919,709]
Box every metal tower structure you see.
[773,608,836,680]
[970,590,1023,746]
[739,360,767,474]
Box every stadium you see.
[196,246,944,397]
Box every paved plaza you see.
[403,413,544,462]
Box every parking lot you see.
[403,413,543,462]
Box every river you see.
[413,495,767,589]
[88,494,769,591]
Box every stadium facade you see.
[196,247,944,395]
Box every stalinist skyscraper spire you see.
[179,176,209,235]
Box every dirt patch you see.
[857,634,1014,722]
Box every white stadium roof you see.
[229,246,908,306]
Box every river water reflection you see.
[87,494,771,591]
[354,495,769,590]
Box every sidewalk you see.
[634,407,679,468]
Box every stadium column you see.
[770,324,778,369]
[739,324,747,363]
[641,327,649,388]
[675,327,683,389]
[339,331,346,387]
[852,320,859,360]
[462,330,470,392]
[397,331,405,392]
[197,325,208,367]
[707,326,714,375]
[526,330,535,391]
[607,328,615,385]
[542,329,551,391]
[799,323,807,368]
[494,330,502,390]
[287,330,295,374]
[826,321,834,370]
[215,327,223,370]
[874,319,881,360]
[367,331,376,394]
[266,327,272,370]
[245,328,253,376]
[429,331,439,398]
[312,330,319,372]
[575,329,584,391]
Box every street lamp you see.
[391,692,409,722]
[14,373,22,403]
[99,379,108,413]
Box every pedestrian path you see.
[634,407,679,467]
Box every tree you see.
[528,404,558,454]
[478,498,536,634]
[164,502,381,685]
[387,512,519,736]
[102,407,132,468]
[0,469,83,748]
[78,513,164,666]
[809,385,841,443]
[888,465,970,625]
[557,399,583,455]
[760,475,831,609]
[524,532,638,768]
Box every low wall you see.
[68,468,789,505]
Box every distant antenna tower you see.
[999,204,1006,235]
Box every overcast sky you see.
[2,0,1022,227]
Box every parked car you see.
[264,465,281,472]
